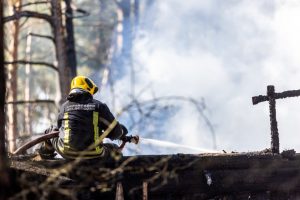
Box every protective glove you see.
[44,125,59,134]
[121,135,139,144]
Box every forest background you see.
[4,0,300,156]
[5,0,213,155]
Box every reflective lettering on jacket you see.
[56,95,123,159]
[59,102,104,157]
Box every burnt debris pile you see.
[8,151,300,200]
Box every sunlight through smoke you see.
[111,0,300,154]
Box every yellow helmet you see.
[70,76,98,95]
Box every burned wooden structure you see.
[253,85,300,154]
[7,150,300,200]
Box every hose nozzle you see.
[130,135,139,144]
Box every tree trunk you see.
[0,0,10,198]
[64,0,77,77]
[24,31,32,137]
[118,0,133,94]
[6,0,22,153]
[51,0,72,103]
[134,0,139,33]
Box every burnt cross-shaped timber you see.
[252,85,300,154]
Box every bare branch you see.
[29,33,54,42]
[3,10,53,25]
[4,60,57,71]
[64,9,90,19]
[5,100,56,105]
[121,95,217,149]
[17,1,50,9]
[19,17,29,29]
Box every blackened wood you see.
[252,95,268,105]
[119,154,300,199]
[252,86,300,153]
[275,89,300,100]
[268,86,279,154]
[9,153,300,199]
[252,89,300,105]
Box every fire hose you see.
[12,131,139,156]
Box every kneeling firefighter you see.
[38,76,128,159]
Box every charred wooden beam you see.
[268,86,279,154]
[252,85,300,154]
[252,88,300,105]
[9,152,300,199]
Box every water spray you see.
[139,137,222,153]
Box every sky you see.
[103,0,300,154]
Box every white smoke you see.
[103,0,300,154]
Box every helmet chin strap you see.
[93,86,99,95]
[67,89,93,100]
[69,88,89,95]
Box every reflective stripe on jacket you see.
[56,90,123,157]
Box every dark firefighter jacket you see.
[54,89,123,159]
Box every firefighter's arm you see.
[119,124,128,140]
[57,102,66,128]
[99,104,126,140]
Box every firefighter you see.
[38,76,128,159]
